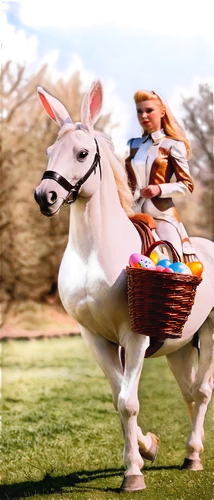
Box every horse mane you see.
[95,131,134,217]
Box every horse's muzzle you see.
[34,188,60,216]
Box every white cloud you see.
[168,75,214,127]
[101,78,129,154]
[80,67,97,83]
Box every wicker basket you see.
[126,240,202,340]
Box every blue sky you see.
[1,0,213,153]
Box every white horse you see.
[34,80,214,492]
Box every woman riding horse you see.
[125,90,196,260]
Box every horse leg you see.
[120,347,159,462]
[166,341,199,468]
[80,326,123,410]
[166,341,197,425]
[130,374,159,462]
[118,335,148,491]
[81,328,150,490]
[184,316,214,470]
[166,316,213,470]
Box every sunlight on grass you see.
[1,337,213,500]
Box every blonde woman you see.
[125,90,196,260]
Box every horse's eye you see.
[77,150,89,161]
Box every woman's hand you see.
[140,184,161,199]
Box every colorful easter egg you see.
[138,255,156,270]
[186,261,204,277]
[169,262,192,275]
[129,253,144,268]
[155,265,165,272]
[150,250,159,265]
[157,258,172,268]
[163,267,174,273]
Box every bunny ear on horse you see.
[80,79,103,131]
[37,87,73,128]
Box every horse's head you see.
[34,80,103,216]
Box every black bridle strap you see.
[42,170,73,193]
[42,138,101,203]
[75,139,102,188]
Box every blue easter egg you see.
[169,262,192,275]
[158,258,172,268]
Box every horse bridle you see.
[42,138,102,205]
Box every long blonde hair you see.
[134,90,191,159]
[97,132,134,216]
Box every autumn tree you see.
[0,62,113,320]
[175,83,213,240]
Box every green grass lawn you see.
[1,336,213,500]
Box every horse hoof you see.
[138,432,160,462]
[121,474,146,492]
[181,457,203,471]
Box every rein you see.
[42,138,101,204]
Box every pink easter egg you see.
[155,265,165,272]
[129,253,144,268]
[163,267,174,273]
